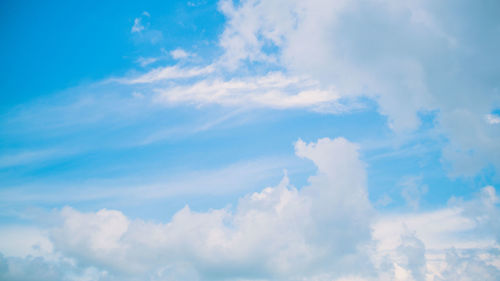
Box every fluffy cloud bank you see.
[48,138,373,280]
[1,138,499,280]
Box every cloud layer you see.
[1,138,499,281]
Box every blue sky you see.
[1,1,500,280]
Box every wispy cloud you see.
[0,149,66,169]
[135,56,159,67]
[120,64,215,84]
[131,18,145,33]
[0,155,300,206]
[131,11,151,33]
[153,72,345,112]
[130,11,163,44]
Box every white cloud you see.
[0,148,75,169]
[217,0,500,176]
[135,56,158,67]
[153,72,344,112]
[0,156,297,205]
[485,114,500,125]
[120,64,215,84]
[373,186,500,280]
[216,0,442,131]
[0,226,53,258]
[130,11,163,44]
[399,176,428,210]
[0,139,499,280]
[396,231,426,281]
[0,253,110,281]
[435,249,500,281]
[131,11,151,34]
[41,138,375,280]
[1,4,499,280]
[170,48,191,60]
[376,194,392,207]
[131,18,144,33]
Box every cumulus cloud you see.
[0,254,63,281]
[0,138,499,280]
[44,137,373,280]
[436,249,500,281]
[396,231,426,281]
[0,253,111,281]
[216,0,500,176]
[374,185,500,281]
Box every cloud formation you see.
[2,2,500,280]
[1,138,499,281]
[46,138,373,280]
[153,72,343,112]
[216,0,500,175]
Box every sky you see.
[0,0,499,280]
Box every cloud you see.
[0,156,297,206]
[131,11,151,33]
[396,231,426,281]
[217,0,500,176]
[131,18,145,33]
[3,1,500,280]
[153,72,345,112]
[0,254,63,281]
[373,186,500,281]
[0,138,499,280]
[0,226,52,258]
[0,253,110,281]
[120,64,215,84]
[170,48,191,60]
[436,249,500,281]
[130,11,163,44]
[399,176,428,210]
[40,138,375,280]
[485,114,500,125]
[375,194,392,207]
[0,149,68,169]
[135,56,159,67]
[4,0,497,180]
[216,0,443,130]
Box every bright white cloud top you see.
[0,0,499,281]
